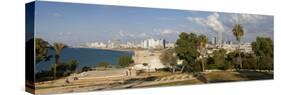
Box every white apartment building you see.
[141,38,166,49]
[86,42,106,48]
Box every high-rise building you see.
[211,37,217,45]
[141,38,166,49]
[217,31,222,47]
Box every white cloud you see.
[118,30,135,37]
[230,14,266,24]
[160,29,179,34]
[188,12,225,33]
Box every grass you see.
[142,71,273,87]
[35,70,273,94]
[144,79,202,87]
[206,71,273,82]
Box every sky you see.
[34,1,274,46]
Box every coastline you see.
[76,47,135,53]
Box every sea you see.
[36,48,134,72]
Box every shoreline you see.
[75,47,135,53]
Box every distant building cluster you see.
[141,38,166,49]
[207,42,253,55]
[83,36,252,54]
[85,38,174,49]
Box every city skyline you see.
[35,1,273,46]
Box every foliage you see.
[232,24,245,69]
[97,61,110,68]
[67,60,79,73]
[160,49,177,73]
[175,33,199,72]
[118,55,133,67]
[251,37,273,70]
[232,24,245,42]
[213,49,226,65]
[50,59,79,78]
[240,53,257,69]
[51,43,67,79]
[183,60,201,72]
[251,37,273,57]
[206,49,234,70]
[197,35,208,72]
[35,38,51,64]
[81,66,92,72]
[197,35,208,47]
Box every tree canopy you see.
[175,33,199,65]
[232,24,245,42]
[35,38,51,64]
[251,37,273,70]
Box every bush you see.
[50,59,79,78]
[205,49,234,70]
[258,56,273,70]
[252,37,273,70]
[118,56,133,67]
[97,62,110,68]
[35,70,53,82]
[186,62,202,72]
[81,66,92,72]
[67,60,79,73]
[242,53,258,69]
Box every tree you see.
[35,38,51,64]
[251,37,273,70]
[242,53,257,69]
[175,33,199,73]
[197,35,208,72]
[212,49,228,70]
[98,62,110,68]
[160,49,177,73]
[67,59,79,73]
[225,51,239,69]
[232,24,245,69]
[51,63,67,77]
[118,56,133,67]
[51,43,66,79]
[50,59,78,78]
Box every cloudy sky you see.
[35,1,273,46]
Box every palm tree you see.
[52,43,66,80]
[232,24,244,69]
[197,35,208,72]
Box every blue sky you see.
[34,1,273,46]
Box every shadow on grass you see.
[123,76,158,88]
[204,70,273,83]
[194,73,209,83]
[234,71,273,80]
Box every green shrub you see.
[118,56,133,67]
[97,62,110,68]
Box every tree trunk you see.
[180,65,185,73]
[148,66,150,77]
[54,55,59,80]
[172,66,176,73]
[238,41,243,69]
[201,59,205,72]
[54,64,56,80]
